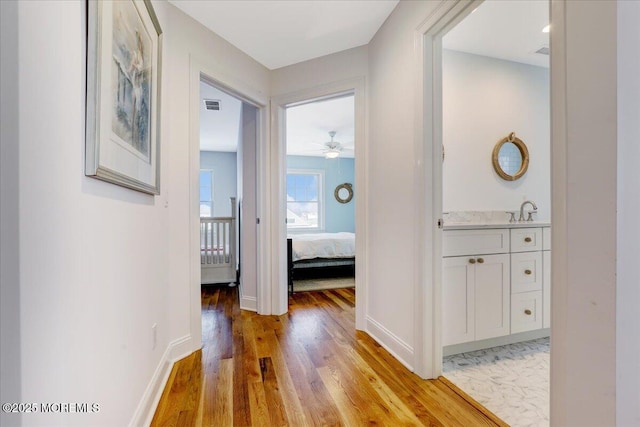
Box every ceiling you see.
[199,82,241,152]
[286,95,355,158]
[443,0,549,68]
[200,79,355,158]
[194,0,549,154]
[167,0,399,70]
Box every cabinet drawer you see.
[543,227,551,251]
[510,228,543,252]
[511,291,543,333]
[443,229,510,257]
[511,251,543,293]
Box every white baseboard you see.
[240,295,257,312]
[443,328,551,356]
[169,334,196,362]
[129,334,195,427]
[365,316,414,371]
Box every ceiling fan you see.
[323,131,343,159]
[289,130,354,158]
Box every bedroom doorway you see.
[432,1,552,425]
[270,79,366,325]
[198,76,260,311]
[284,94,356,297]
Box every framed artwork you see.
[86,0,162,194]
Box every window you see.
[286,170,324,230]
[199,170,213,217]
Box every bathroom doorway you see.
[437,1,552,425]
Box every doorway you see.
[271,79,366,327]
[197,76,261,311]
[434,1,551,425]
[284,94,356,296]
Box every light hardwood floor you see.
[151,286,508,426]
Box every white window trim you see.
[286,168,325,232]
[199,169,214,218]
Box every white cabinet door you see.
[475,254,511,341]
[543,250,551,328]
[442,256,475,346]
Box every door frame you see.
[270,78,367,329]
[188,57,269,349]
[412,0,485,378]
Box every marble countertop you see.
[442,211,551,230]
[443,220,551,230]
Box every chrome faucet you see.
[519,200,538,221]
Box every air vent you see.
[535,46,550,55]
[203,99,221,111]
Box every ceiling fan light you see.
[325,150,340,159]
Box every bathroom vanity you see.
[442,212,551,354]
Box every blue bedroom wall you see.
[200,151,237,217]
[287,155,355,233]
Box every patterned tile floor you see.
[443,338,550,427]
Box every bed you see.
[287,232,355,294]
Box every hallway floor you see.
[151,285,507,426]
[443,337,550,427]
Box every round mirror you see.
[334,183,353,204]
[492,132,529,181]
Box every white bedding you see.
[289,232,355,262]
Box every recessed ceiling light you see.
[542,25,550,33]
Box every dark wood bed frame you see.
[287,238,355,295]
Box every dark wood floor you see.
[151,286,507,426]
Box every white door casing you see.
[270,78,367,329]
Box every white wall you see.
[3,1,269,425]
[271,46,368,96]
[617,1,640,425]
[158,0,268,368]
[200,151,237,217]
[443,50,550,220]
[14,1,170,424]
[0,1,22,426]
[550,1,618,425]
[366,0,441,368]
